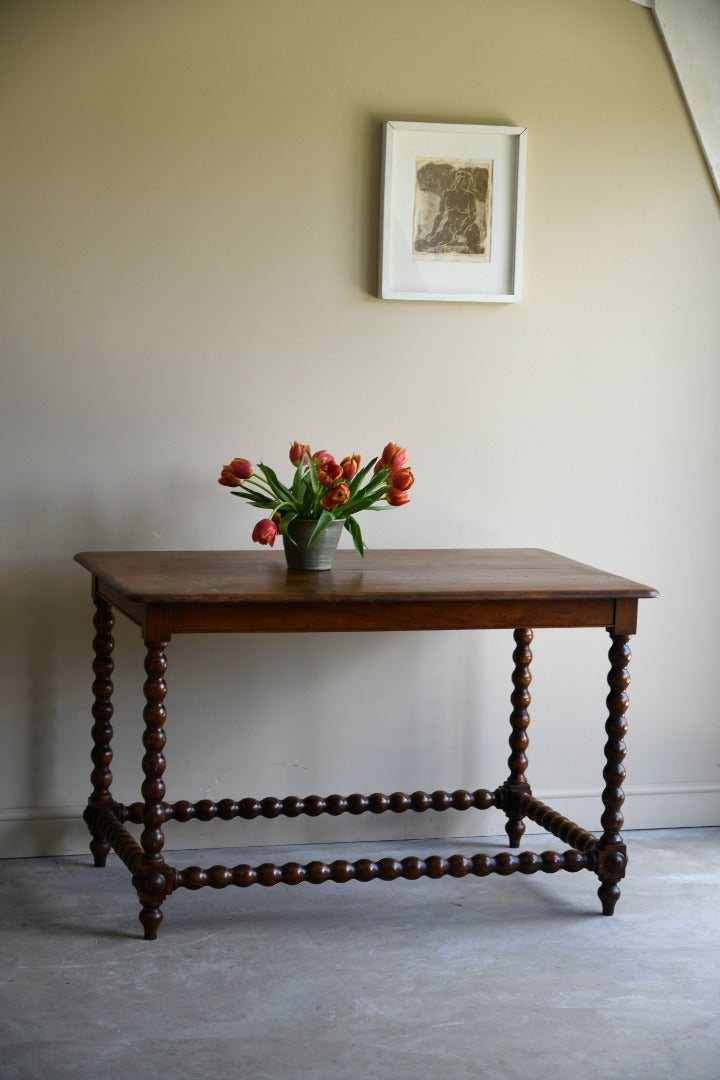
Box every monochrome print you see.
[413,158,492,261]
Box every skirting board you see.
[2,783,719,859]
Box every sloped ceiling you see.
[629,0,720,199]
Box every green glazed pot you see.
[282,518,343,571]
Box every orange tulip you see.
[317,460,343,487]
[375,442,407,472]
[340,454,361,480]
[385,487,410,506]
[320,482,351,509]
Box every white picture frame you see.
[379,121,527,303]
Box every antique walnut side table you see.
[74,548,657,940]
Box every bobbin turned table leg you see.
[501,628,533,848]
[596,633,631,916]
[132,641,172,940]
[83,595,115,868]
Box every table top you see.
[75,548,656,603]
[74,549,656,637]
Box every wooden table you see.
[74,548,657,939]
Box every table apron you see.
[95,586,630,637]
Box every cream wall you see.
[1,0,719,857]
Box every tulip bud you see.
[218,466,242,488]
[289,442,311,466]
[340,454,361,480]
[374,442,407,473]
[385,487,410,507]
[390,466,414,491]
[312,449,335,467]
[383,443,407,468]
[229,458,254,480]
[251,518,279,546]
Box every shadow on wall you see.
[0,559,91,852]
[0,474,220,838]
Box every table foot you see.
[89,836,111,868]
[595,844,628,915]
[505,817,525,849]
[139,904,163,940]
[598,881,621,916]
[84,801,112,866]
[133,865,171,940]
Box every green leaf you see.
[303,455,322,517]
[347,457,378,496]
[351,473,391,505]
[291,460,306,503]
[278,510,299,543]
[307,509,336,547]
[343,490,388,515]
[306,455,321,494]
[231,490,276,510]
[343,515,366,557]
[258,462,293,502]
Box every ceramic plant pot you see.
[282,518,343,570]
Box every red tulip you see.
[320,482,351,509]
[375,442,407,472]
[340,454,361,480]
[312,449,335,467]
[385,487,410,506]
[289,442,310,466]
[219,458,253,486]
[251,518,278,546]
[229,458,253,479]
[218,466,242,488]
[390,466,414,491]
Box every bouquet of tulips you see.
[218,441,414,556]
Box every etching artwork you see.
[413,158,492,261]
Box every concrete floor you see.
[1,828,718,1080]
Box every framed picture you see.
[379,121,527,303]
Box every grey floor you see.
[1,828,718,1080]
